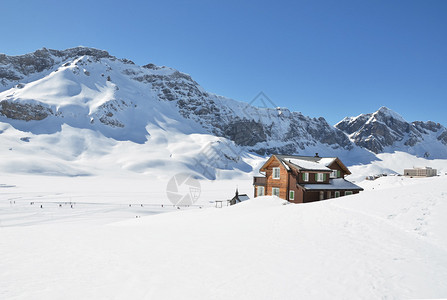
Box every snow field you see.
[1,174,447,299]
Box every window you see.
[257,186,265,197]
[316,173,325,182]
[289,190,295,200]
[345,191,353,196]
[272,167,280,179]
[302,172,309,182]
[272,187,280,196]
[330,170,341,178]
[335,191,340,198]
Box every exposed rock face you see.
[0,47,111,85]
[221,119,268,146]
[336,107,447,154]
[130,67,354,155]
[95,100,128,128]
[0,100,52,121]
[437,131,447,145]
[133,71,206,102]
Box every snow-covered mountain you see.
[0,47,377,178]
[336,107,447,158]
[1,47,445,178]
[0,47,354,152]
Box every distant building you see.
[253,154,363,203]
[404,167,437,177]
[229,189,250,205]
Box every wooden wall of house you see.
[303,189,361,202]
[303,191,320,203]
[287,173,303,203]
[264,159,289,200]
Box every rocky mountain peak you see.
[373,106,407,124]
[0,47,112,86]
[336,107,447,157]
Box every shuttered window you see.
[289,190,295,200]
[331,170,342,178]
[316,173,324,182]
[302,173,309,182]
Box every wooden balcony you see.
[253,176,266,186]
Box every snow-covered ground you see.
[1,171,447,299]
[347,151,447,182]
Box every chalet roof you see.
[231,188,250,203]
[301,178,363,191]
[276,154,336,172]
[259,154,351,175]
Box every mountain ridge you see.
[0,47,446,178]
[336,106,447,158]
[0,47,357,152]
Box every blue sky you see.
[1,0,446,125]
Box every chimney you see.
[315,153,319,157]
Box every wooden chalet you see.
[253,153,363,203]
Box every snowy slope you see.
[1,174,447,299]
[346,151,447,182]
[0,50,257,178]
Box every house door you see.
[319,191,324,200]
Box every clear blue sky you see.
[1,0,446,126]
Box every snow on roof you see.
[238,195,250,201]
[287,158,331,171]
[301,178,363,191]
[318,157,336,167]
[281,161,290,171]
[280,156,335,171]
[404,166,435,170]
